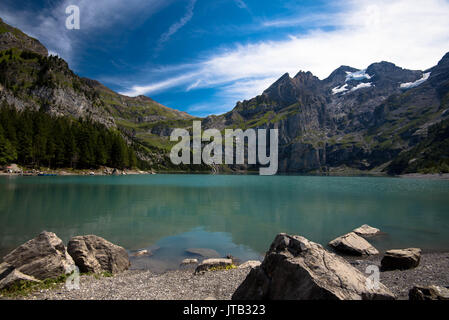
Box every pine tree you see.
[0,124,17,165]
[17,112,33,165]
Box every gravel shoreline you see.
[4,252,448,300]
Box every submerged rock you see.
[2,231,75,280]
[329,232,379,256]
[185,248,220,258]
[232,233,395,300]
[131,249,151,257]
[409,285,449,300]
[195,258,233,274]
[181,258,199,266]
[67,235,130,274]
[353,224,381,237]
[381,248,421,271]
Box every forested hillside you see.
[0,17,201,172]
[0,105,137,169]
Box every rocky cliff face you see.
[0,18,48,56]
[203,53,449,174]
[0,49,116,128]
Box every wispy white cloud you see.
[261,13,335,28]
[120,0,449,112]
[120,71,201,96]
[0,0,172,63]
[234,0,248,9]
[155,0,197,53]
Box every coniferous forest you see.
[0,104,137,169]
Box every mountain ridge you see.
[203,51,449,174]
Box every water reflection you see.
[1,174,449,271]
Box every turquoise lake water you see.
[1,174,449,272]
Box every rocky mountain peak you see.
[437,51,449,66]
[324,65,359,88]
[262,70,323,106]
[428,51,449,93]
[267,72,291,87]
[366,61,421,84]
[366,61,397,73]
[262,72,294,102]
[292,71,320,86]
[293,70,313,79]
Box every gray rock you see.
[2,231,75,280]
[185,248,220,258]
[0,262,14,279]
[232,233,395,300]
[381,248,421,271]
[67,235,130,274]
[0,269,40,290]
[409,285,449,300]
[353,224,380,237]
[131,249,151,257]
[329,232,379,256]
[195,258,233,274]
[226,254,241,265]
[238,260,261,269]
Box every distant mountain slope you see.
[0,17,199,171]
[82,78,194,152]
[387,117,449,174]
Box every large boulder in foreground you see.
[67,235,130,274]
[2,231,75,280]
[409,285,449,300]
[238,260,261,269]
[381,248,421,271]
[329,232,379,256]
[353,225,380,237]
[232,233,395,300]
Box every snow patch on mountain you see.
[332,84,349,95]
[350,82,372,92]
[345,70,372,82]
[400,72,431,89]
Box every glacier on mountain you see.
[345,70,372,82]
[400,72,431,89]
[350,82,372,92]
[332,84,349,95]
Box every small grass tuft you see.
[0,273,70,298]
[207,264,237,272]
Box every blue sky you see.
[1,0,449,117]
